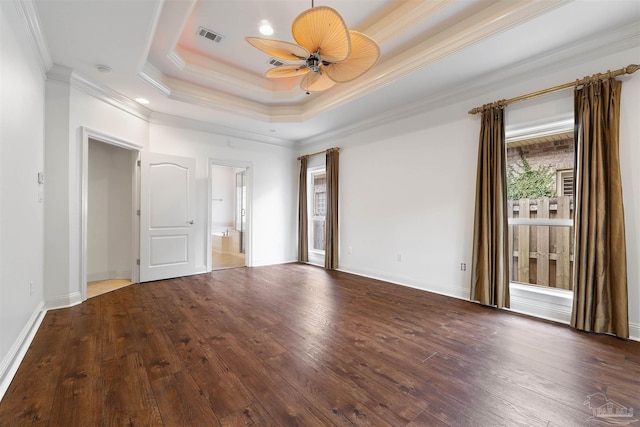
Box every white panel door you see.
[140,152,196,282]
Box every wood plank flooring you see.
[1,264,638,426]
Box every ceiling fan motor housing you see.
[307,53,321,72]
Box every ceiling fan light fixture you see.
[246,3,380,92]
[307,52,320,72]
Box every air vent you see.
[197,27,223,43]
[268,58,285,67]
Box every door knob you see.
[187,220,194,225]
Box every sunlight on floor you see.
[87,279,133,298]
[212,250,246,269]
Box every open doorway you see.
[210,164,248,270]
[86,138,137,297]
[81,128,141,300]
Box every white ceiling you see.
[33,0,640,145]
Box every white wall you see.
[44,77,148,307]
[332,104,479,299]
[0,0,46,393]
[150,124,298,268]
[619,65,640,340]
[43,75,297,305]
[87,139,133,282]
[211,165,236,229]
[300,46,640,339]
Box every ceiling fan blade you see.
[292,6,351,63]
[300,68,336,92]
[265,65,309,78]
[324,31,380,83]
[246,37,309,61]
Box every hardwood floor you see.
[1,264,638,426]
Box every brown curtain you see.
[571,78,628,338]
[297,156,308,263]
[470,106,510,308]
[325,149,339,269]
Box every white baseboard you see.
[334,272,639,341]
[0,302,46,402]
[86,270,132,282]
[251,258,297,268]
[45,291,82,310]
[336,265,469,301]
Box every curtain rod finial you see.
[625,64,639,74]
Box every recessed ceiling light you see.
[135,97,150,105]
[96,64,112,73]
[259,20,274,36]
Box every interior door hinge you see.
[136,209,140,216]
[136,259,140,266]
[137,160,141,166]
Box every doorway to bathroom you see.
[210,163,249,270]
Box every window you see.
[309,169,326,253]
[506,132,575,291]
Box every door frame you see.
[80,127,142,301]
[207,159,253,271]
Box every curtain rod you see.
[297,147,340,160]
[468,64,639,115]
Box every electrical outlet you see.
[397,253,402,262]
[348,246,353,255]
[460,263,467,271]
[29,281,33,296]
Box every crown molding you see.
[13,0,53,77]
[142,0,567,123]
[46,64,74,83]
[47,62,293,146]
[149,111,296,147]
[301,22,639,147]
[140,61,310,122]
[71,73,151,121]
[171,47,299,100]
[164,77,275,121]
[299,0,574,122]
[138,63,171,97]
[167,49,187,70]
[46,64,151,121]
[457,21,640,109]
[363,0,455,44]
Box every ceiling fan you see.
[246,2,380,93]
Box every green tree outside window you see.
[507,152,557,200]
